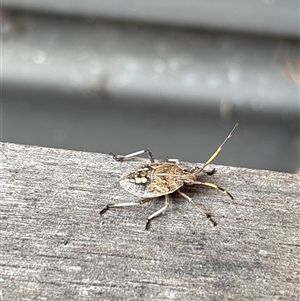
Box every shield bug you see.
[100,123,238,230]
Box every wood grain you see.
[1,142,299,300]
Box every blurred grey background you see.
[1,0,299,173]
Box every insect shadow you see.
[100,123,238,230]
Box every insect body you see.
[100,123,238,230]
[119,162,196,198]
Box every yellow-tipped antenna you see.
[195,123,238,175]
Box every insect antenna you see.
[194,123,238,175]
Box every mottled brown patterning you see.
[120,163,196,198]
[100,123,239,230]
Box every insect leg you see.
[203,168,216,175]
[109,149,154,163]
[99,198,153,215]
[145,194,170,230]
[177,190,217,226]
[165,157,180,163]
[195,123,238,175]
[193,181,233,200]
[191,166,216,175]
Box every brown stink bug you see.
[100,123,238,230]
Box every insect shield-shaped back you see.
[119,162,196,198]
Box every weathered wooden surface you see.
[1,142,299,301]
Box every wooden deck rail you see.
[1,142,299,300]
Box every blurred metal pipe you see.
[3,0,299,37]
[2,12,299,115]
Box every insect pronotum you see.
[100,123,238,230]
